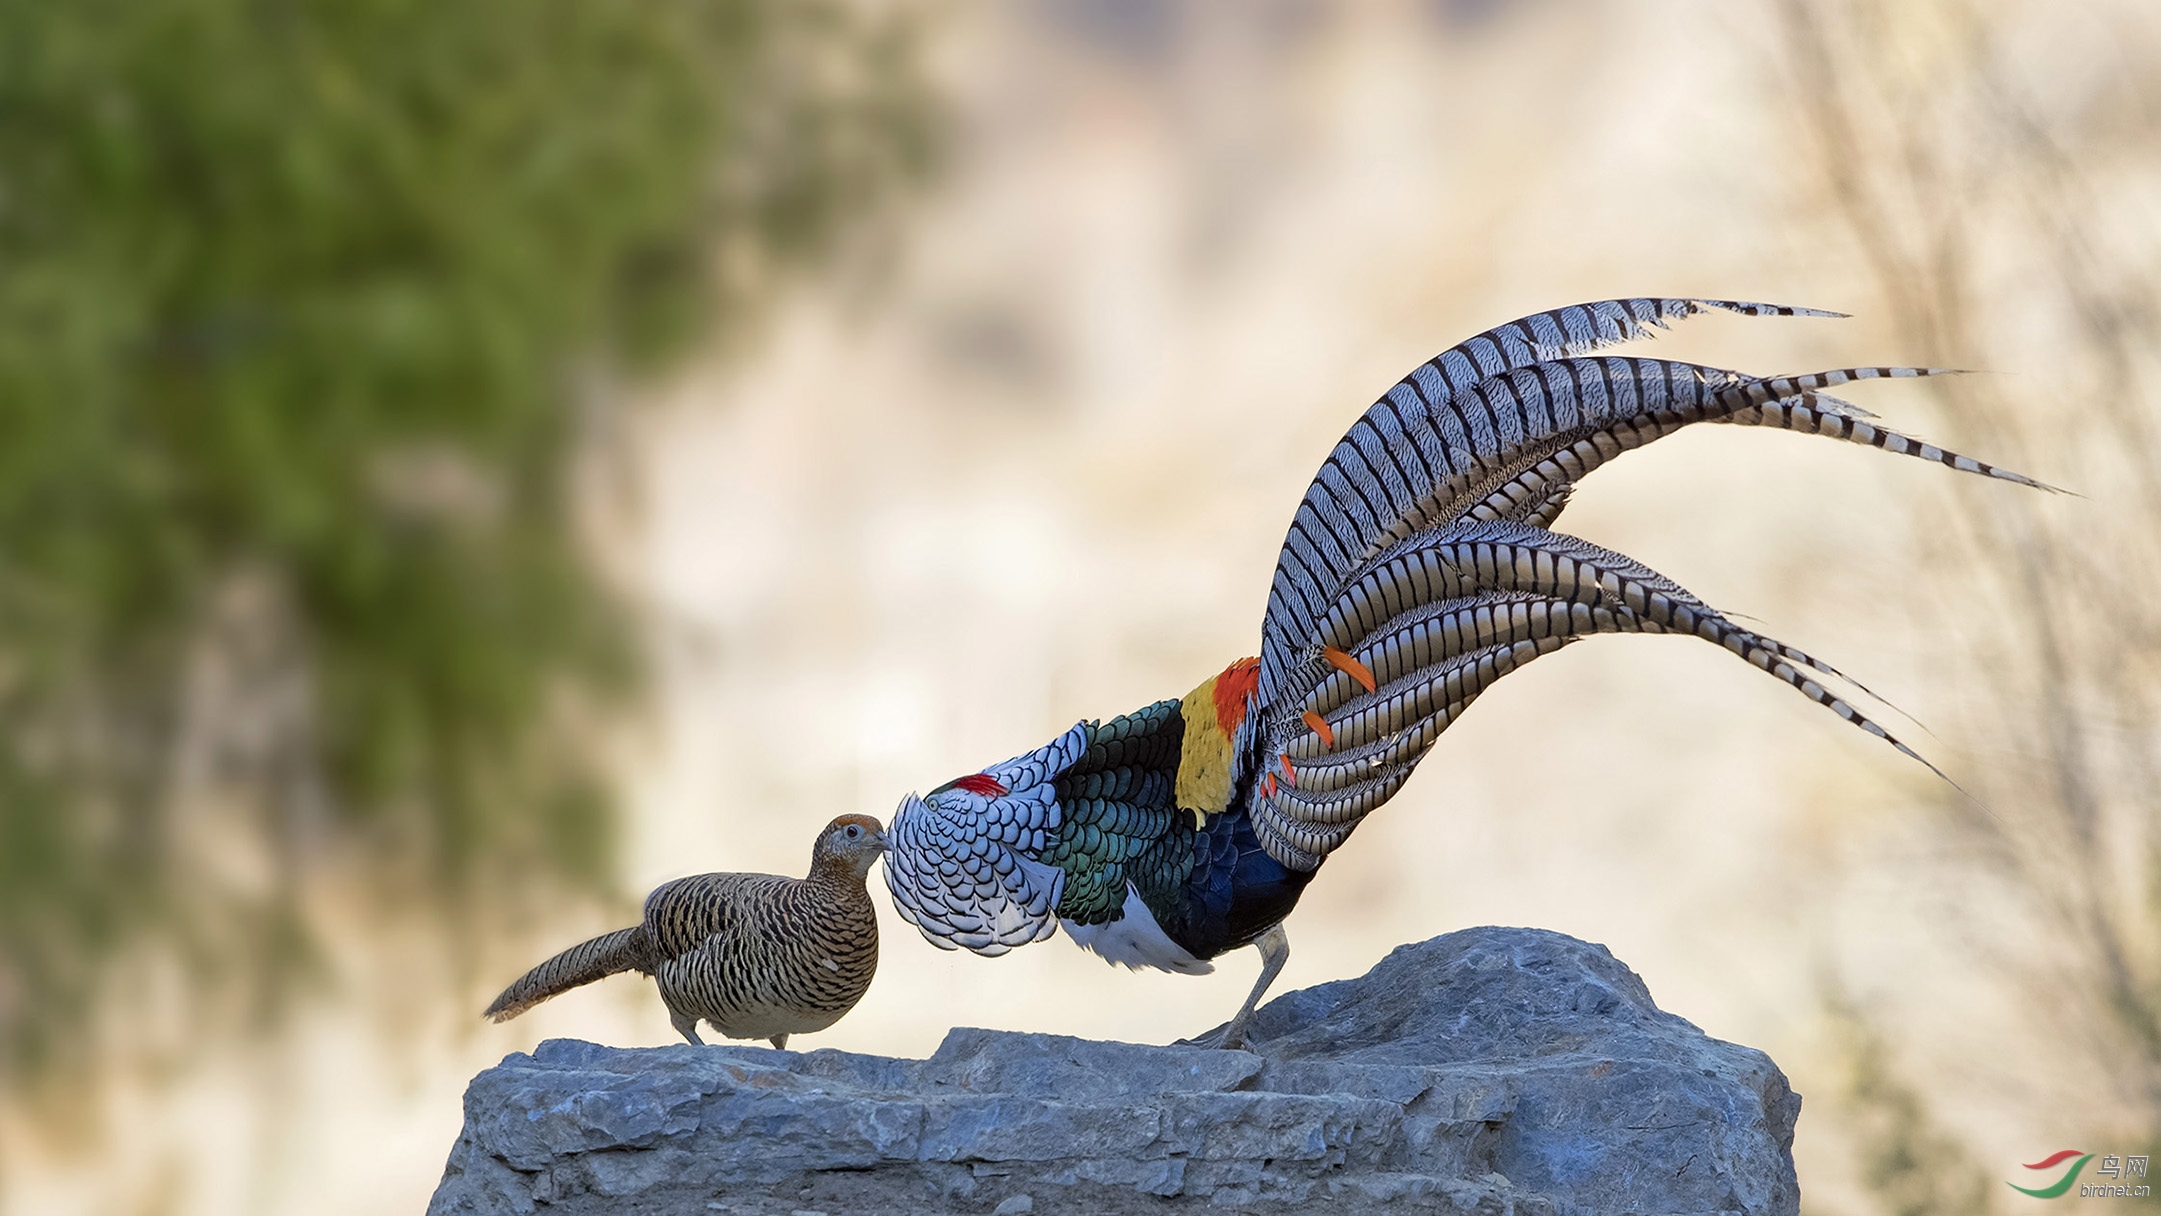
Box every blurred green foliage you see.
[0,0,933,1081]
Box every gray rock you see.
[429,927,1800,1215]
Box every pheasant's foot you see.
[1174,1021,1257,1052]
[1174,923,1289,1053]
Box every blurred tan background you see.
[2,1,2156,1213]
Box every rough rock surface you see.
[429,927,1800,1215]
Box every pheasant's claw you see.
[1174,1023,1254,1052]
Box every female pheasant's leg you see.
[769,1034,789,1050]
[1201,928,1279,1049]
[669,1008,706,1046]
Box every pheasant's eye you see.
[845,825,861,839]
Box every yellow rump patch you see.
[1177,658,1259,829]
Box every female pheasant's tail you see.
[484,925,653,1022]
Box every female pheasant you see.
[485,814,886,1049]
[882,298,2054,1049]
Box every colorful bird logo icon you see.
[2008,1150,2093,1199]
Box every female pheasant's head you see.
[1176,657,1261,824]
[813,813,887,880]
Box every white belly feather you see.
[1060,886,1213,976]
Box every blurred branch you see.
[1821,988,1995,1216]
[1778,0,2161,1141]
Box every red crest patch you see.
[946,773,1010,798]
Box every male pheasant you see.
[485,814,886,1049]
[881,298,2054,1050]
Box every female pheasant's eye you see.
[845,825,860,838]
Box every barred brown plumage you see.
[483,814,885,1049]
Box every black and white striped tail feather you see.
[1289,632,1569,780]
[1262,357,2056,715]
[1259,298,1840,703]
[1255,617,1937,868]
[1421,298,1841,396]
[1255,593,1953,868]
[1559,364,2057,498]
[1719,381,2063,494]
[1430,365,2049,537]
[1260,359,2035,701]
[1260,643,1558,871]
[1294,518,1883,718]
[1299,521,1920,745]
[1331,524,1910,712]
[1249,522,1953,870]
[1267,350,1841,619]
[1285,591,1890,764]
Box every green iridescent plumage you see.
[1045,699,1190,925]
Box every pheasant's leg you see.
[1218,924,1290,1050]
[669,1008,706,1046]
[1178,924,1290,1050]
[769,1034,789,1051]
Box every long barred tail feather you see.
[484,925,653,1022]
[1259,342,2055,717]
[1249,520,1958,871]
[1718,371,2064,494]
[1453,368,2057,531]
[1257,298,1842,708]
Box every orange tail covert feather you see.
[1301,710,1335,748]
[1322,647,1377,693]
